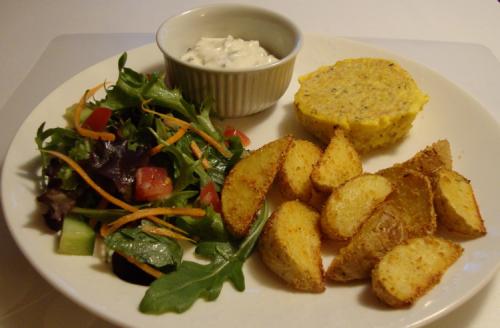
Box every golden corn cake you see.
[294,58,429,153]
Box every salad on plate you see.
[34,53,268,314]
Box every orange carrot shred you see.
[149,125,188,156]
[74,83,116,141]
[117,252,163,279]
[141,225,195,242]
[101,207,205,237]
[44,150,190,239]
[190,141,211,169]
[142,107,232,158]
[191,127,232,159]
[45,150,136,211]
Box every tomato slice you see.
[199,181,221,213]
[223,126,250,147]
[83,107,112,132]
[135,167,173,201]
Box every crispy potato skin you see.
[378,167,437,238]
[311,129,362,193]
[326,202,408,282]
[259,200,324,292]
[320,174,393,240]
[221,136,292,238]
[382,139,453,188]
[372,236,463,307]
[278,139,323,202]
[326,169,436,282]
[433,168,486,237]
[399,140,452,177]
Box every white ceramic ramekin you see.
[156,4,302,118]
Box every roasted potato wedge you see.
[311,129,363,193]
[326,202,408,282]
[397,139,452,177]
[278,139,323,202]
[259,200,324,292]
[433,168,486,237]
[378,167,437,238]
[320,174,393,240]
[221,136,292,238]
[372,236,463,307]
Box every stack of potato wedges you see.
[221,131,486,308]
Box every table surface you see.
[1,1,499,327]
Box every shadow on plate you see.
[17,156,55,236]
[276,102,318,140]
[244,254,299,293]
[356,284,393,311]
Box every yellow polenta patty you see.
[294,58,428,153]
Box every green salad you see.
[35,53,269,314]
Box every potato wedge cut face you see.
[221,136,292,238]
[320,174,393,240]
[326,202,408,282]
[311,129,363,193]
[372,236,463,307]
[259,200,324,292]
[378,167,437,238]
[278,139,323,202]
[434,168,486,236]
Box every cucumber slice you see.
[58,214,96,255]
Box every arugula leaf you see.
[191,98,222,141]
[151,190,199,208]
[139,202,269,314]
[105,221,183,269]
[148,128,210,189]
[97,53,197,122]
[175,206,228,242]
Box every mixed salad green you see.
[35,53,268,314]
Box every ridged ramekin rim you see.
[155,3,302,74]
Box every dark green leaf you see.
[175,206,228,242]
[118,52,127,71]
[139,202,269,314]
[151,190,198,208]
[70,207,129,222]
[105,222,183,269]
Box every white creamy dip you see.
[181,35,278,69]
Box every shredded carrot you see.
[118,252,163,279]
[142,225,194,242]
[190,141,211,169]
[101,207,205,237]
[74,83,116,141]
[147,216,191,236]
[45,150,136,211]
[142,107,232,158]
[44,150,189,239]
[149,125,188,156]
[191,128,232,159]
[142,107,190,128]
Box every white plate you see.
[2,35,500,328]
